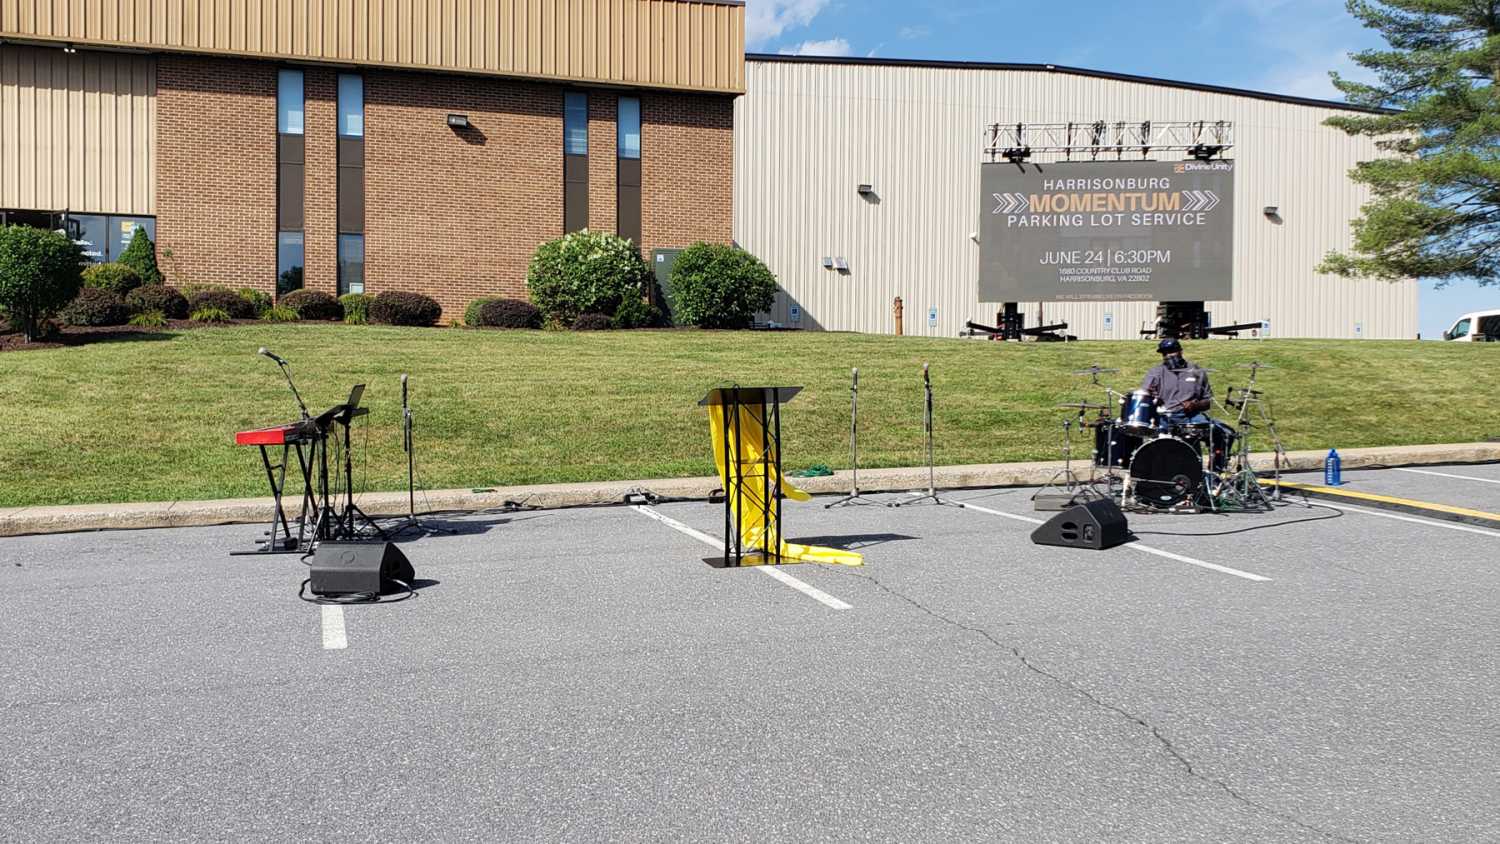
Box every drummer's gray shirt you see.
[1141,360,1212,411]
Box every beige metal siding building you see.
[733,56,1417,340]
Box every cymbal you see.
[1055,403,1109,411]
[1072,366,1119,375]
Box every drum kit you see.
[1036,362,1288,513]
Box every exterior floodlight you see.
[834,257,849,272]
[857,183,875,196]
[446,113,470,128]
[822,257,835,269]
[63,44,78,54]
[1264,206,1279,217]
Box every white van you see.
[1442,310,1500,341]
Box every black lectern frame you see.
[699,386,802,568]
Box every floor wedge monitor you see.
[308,541,415,596]
[1030,499,1131,550]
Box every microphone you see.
[257,347,309,420]
[258,347,287,366]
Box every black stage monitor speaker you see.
[308,541,415,596]
[1031,499,1131,550]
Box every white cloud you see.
[898,25,931,40]
[746,0,832,49]
[779,37,853,57]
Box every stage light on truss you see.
[1188,143,1224,161]
[1003,146,1032,164]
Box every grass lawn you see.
[0,324,1495,508]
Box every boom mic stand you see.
[391,374,452,536]
[891,363,957,508]
[827,368,875,508]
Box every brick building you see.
[0,0,743,319]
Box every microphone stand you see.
[891,363,958,509]
[391,374,453,536]
[826,368,875,508]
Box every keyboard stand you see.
[231,440,318,556]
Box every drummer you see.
[1141,338,1214,426]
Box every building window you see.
[564,92,589,156]
[563,92,589,233]
[338,74,365,294]
[278,232,305,296]
[338,235,364,295]
[618,96,641,160]
[617,96,643,250]
[338,74,364,137]
[277,69,304,135]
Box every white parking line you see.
[1319,501,1500,539]
[952,500,1272,583]
[629,504,852,610]
[1395,467,1500,486]
[321,605,348,650]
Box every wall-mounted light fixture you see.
[833,257,850,272]
[1263,206,1279,218]
[856,183,875,197]
[822,257,835,270]
[62,44,78,54]
[446,113,471,129]
[969,231,980,243]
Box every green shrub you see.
[476,298,543,329]
[187,288,255,319]
[464,297,501,327]
[281,289,343,321]
[572,312,611,331]
[126,285,189,320]
[190,306,232,324]
[117,227,162,285]
[668,243,779,330]
[340,293,371,325]
[611,295,664,330]
[261,305,301,323]
[128,310,168,328]
[237,288,273,317]
[369,291,442,327]
[81,262,143,295]
[526,231,652,326]
[0,225,84,340]
[61,288,133,326]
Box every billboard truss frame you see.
[984,120,1234,163]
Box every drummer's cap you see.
[1157,338,1183,354]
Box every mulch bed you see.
[0,319,256,353]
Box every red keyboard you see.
[235,420,320,446]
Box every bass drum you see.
[1130,437,1203,509]
[1093,424,1145,469]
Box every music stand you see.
[700,386,801,568]
[309,384,386,542]
[891,364,958,508]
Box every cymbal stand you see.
[1034,415,1095,504]
[827,368,876,508]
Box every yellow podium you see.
[701,387,863,568]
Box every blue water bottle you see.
[1324,449,1343,486]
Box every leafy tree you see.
[669,243,778,329]
[0,225,84,340]
[118,226,162,286]
[1321,1,1500,285]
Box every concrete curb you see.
[2,442,1497,538]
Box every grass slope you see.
[0,324,1494,507]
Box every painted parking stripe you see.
[629,505,852,610]
[1395,467,1500,486]
[1320,501,1500,539]
[951,499,1272,582]
[321,605,348,650]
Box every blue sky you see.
[746,0,1499,338]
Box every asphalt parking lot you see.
[3,466,1498,841]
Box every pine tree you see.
[1321,0,1500,285]
[118,226,162,286]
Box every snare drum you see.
[1117,391,1160,436]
